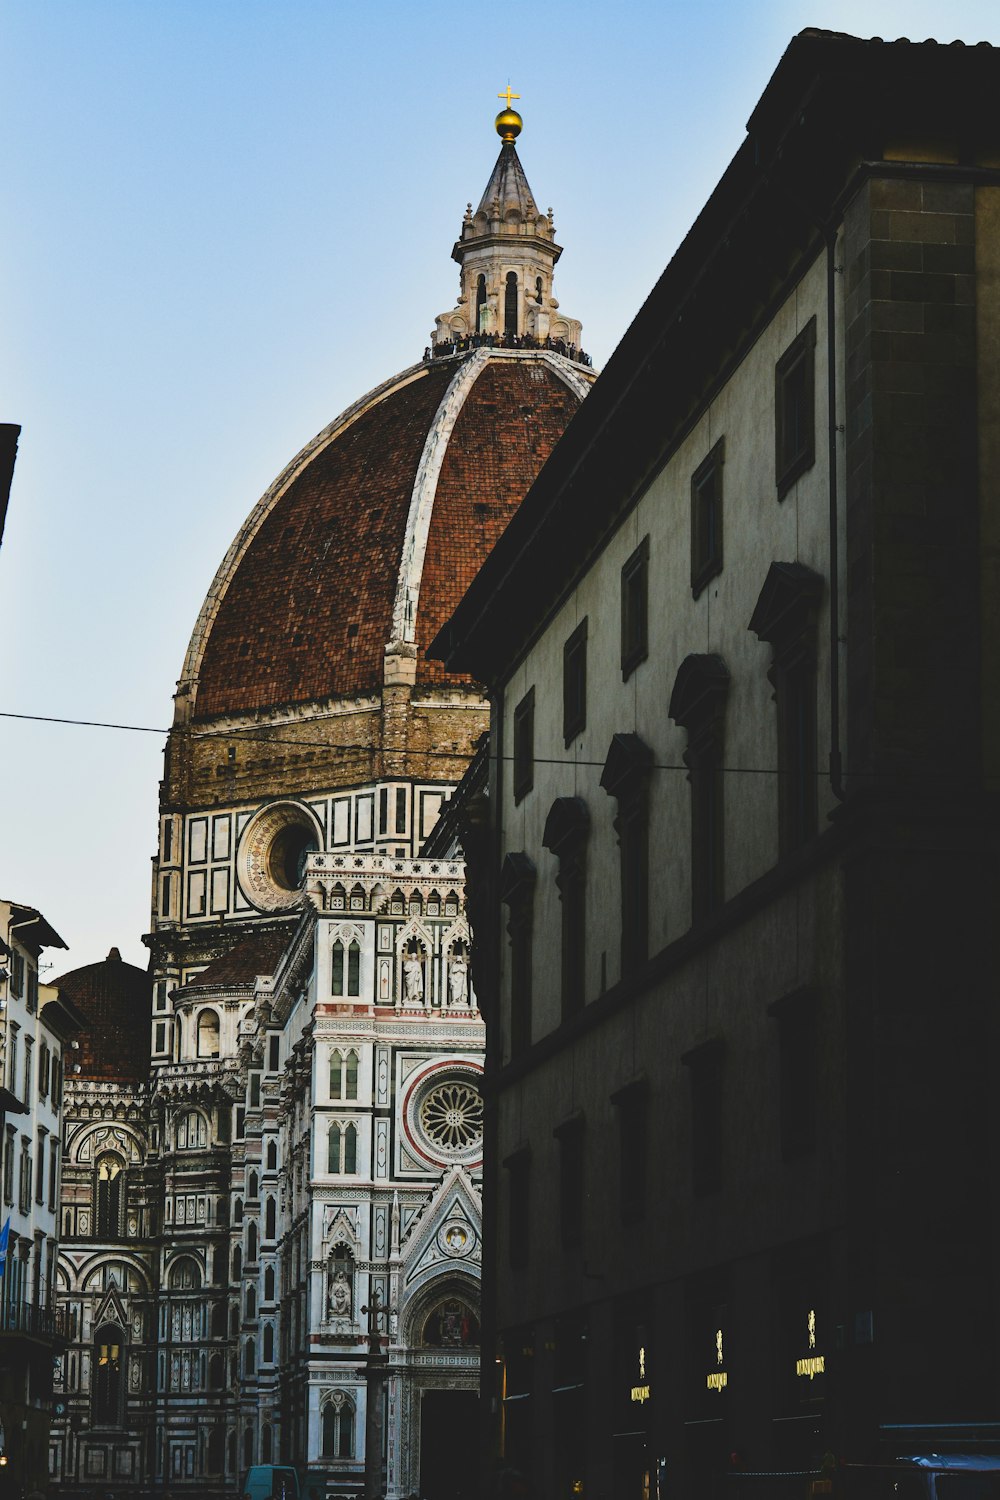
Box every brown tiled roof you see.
[51,949,151,1085]
[178,924,296,994]
[195,365,454,716]
[192,353,587,717]
[416,359,583,686]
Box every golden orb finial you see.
[495,85,522,143]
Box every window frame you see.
[775,317,817,499]
[512,687,535,804]
[691,437,725,598]
[611,1078,649,1225]
[562,618,588,744]
[504,1147,531,1270]
[554,1115,586,1251]
[682,1038,725,1198]
[620,536,649,680]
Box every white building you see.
[0,897,80,1494]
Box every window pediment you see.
[599,733,653,800]
[668,655,730,731]
[542,796,589,855]
[748,562,823,647]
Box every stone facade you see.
[435,31,1000,1500]
[53,106,591,1500]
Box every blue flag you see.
[0,1215,9,1277]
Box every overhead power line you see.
[0,706,840,778]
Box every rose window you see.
[419,1081,483,1154]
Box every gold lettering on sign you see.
[631,1384,651,1404]
[796,1355,825,1379]
[706,1371,728,1392]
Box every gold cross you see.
[497,85,520,110]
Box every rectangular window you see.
[562,619,588,744]
[26,966,38,1014]
[378,788,389,835]
[621,536,649,679]
[249,1074,261,1109]
[49,1138,59,1211]
[3,1126,14,1205]
[560,853,586,1021]
[8,1027,18,1096]
[512,687,535,804]
[769,988,818,1161]
[19,1140,31,1214]
[691,741,725,920]
[268,1035,280,1073]
[155,981,168,1011]
[10,950,24,997]
[161,876,171,919]
[780,659,818,852]
[775,317,817,498]
[162,818,174,863]
[505,1148,531,1270]
[612,1079,648,1224]
[554,1118,585,1250]
[691,437,724,597]
[509,914,533,1058]
[36,1129,46,1204]
[683,1039,725,1198]
[154,1023,167,1054]
[24,1039,34,1102]
[395,787,407,835]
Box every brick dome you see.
[180,348,592,721]
[51,948,151,1084]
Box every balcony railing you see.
[0,1296,66,1340]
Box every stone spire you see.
[432,98,583,350]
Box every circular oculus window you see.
[403,1066,484,1167]
[236,802,321,912]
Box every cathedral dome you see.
[51,947,151,1085]
[179,346,592,722]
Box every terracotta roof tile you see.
[51,950,151,1084]
[192,353,587,718]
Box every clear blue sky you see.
[3,0,999,975]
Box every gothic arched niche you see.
[93,1320,125,1426]
[422,1296,480,1349]
[94,1153,125,1239]
[327,1243,354,1319]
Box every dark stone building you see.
[434,30,1000,1500]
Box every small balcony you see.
[0,1297,67,1344]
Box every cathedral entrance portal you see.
[419,1389,479,1500]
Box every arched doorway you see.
[420,1388,479,1500]
[416,1292,481,1500]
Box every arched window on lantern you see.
[505,272,518,336]
[264,1197,276,1241]
[245,1336,256,1376]
[345,1049,359,1100]
[476,274,487,332]
[264,1265,275,1301]
[266,1140,278,1171]
[197,1008,220,1059]
[263,1323,274,1363]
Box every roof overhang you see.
[6,902,67,956]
